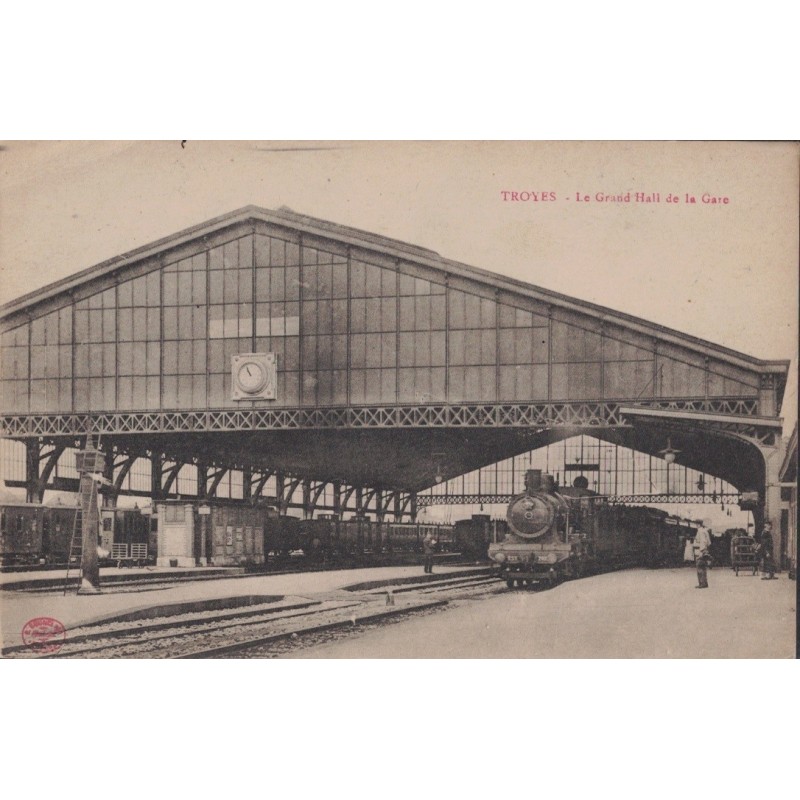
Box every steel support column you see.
[757,438,788,572]
[302,479,311,519]
[76,434,101,594]
[101,449,118,508]
[243,466,252,501]
[24,440,41,503]
[197,461,209,499]
[333,480,342,520]
[24,440,66,504]
[150,453,164,502]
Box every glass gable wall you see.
[0,227,762,415]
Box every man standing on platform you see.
[758,522,776,580]
[694,527,713,588]
[423,531,436,574]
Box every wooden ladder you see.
[63,479,94,594]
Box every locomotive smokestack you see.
[524,470,542,493]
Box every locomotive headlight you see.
[494,550,506,563]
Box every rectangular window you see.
[147,342,161,375]
[364,298,381,333]
[332,264,348,298]
[191,270,206,305]
[103,343,116,377]
[448,291,465,329]
[118,280,133,307]
[381,333,396,368]
[270,268,286,302]
[285,266,300,300]
[163,272,178,305]
[146,308,160,341]
[351,334,366,368]
[317,301,332,334]
[58,346,72,378]
[177,271,193,304]
[177,306,192,339]
[163,342,178,375]
[163,309,178,339]
[254,235,269,267]
[365,264,382,297]
[209,270,223,304]
[118,308,133,341]
[118,343,133,375]
[255,269,270,302]
[146,271,160,305]
[271,238,287,267]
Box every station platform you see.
[0,563,479,651]
[0,564,244,589]
[292,565,797,659]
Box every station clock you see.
[231,353,277,400]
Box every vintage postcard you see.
[0,140,797,659]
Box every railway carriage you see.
[1,501,155,566]
[0,502,46,565]
[453,514,506,560]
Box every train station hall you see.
[1,205,796,658]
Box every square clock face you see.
[231,353,277,400]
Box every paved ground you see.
[289,567,797,658]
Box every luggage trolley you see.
[730,535,759,576]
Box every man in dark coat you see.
[423,532,436,574]
[759,523,776,580]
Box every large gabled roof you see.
[0,205,790,384]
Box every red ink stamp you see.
[22,617,66,655]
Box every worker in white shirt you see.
[694,527,713,588]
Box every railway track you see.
[5,571,502,659]
[4,556,478,594]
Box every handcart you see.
[730,535,759,576]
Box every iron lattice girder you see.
[0,398,765,438]
[608,493,742,504]
[417,492,742,507]
[2,397,776,500]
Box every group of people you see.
[686,523,776,588]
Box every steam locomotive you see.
[489,470,693,588]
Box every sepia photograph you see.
[0,140,797,661]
